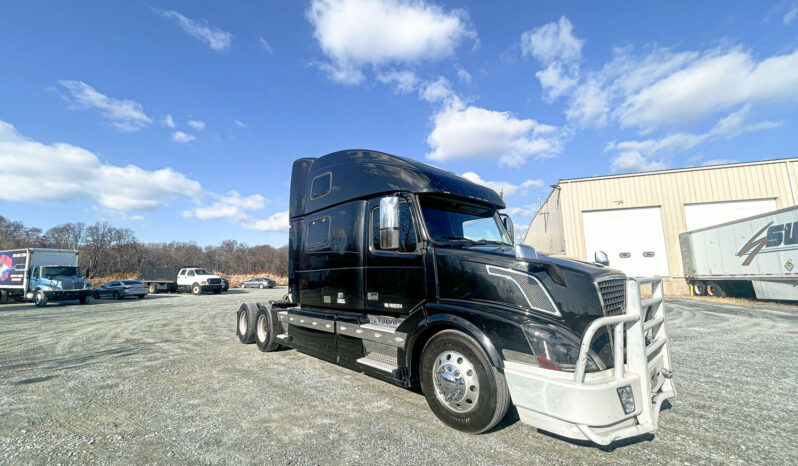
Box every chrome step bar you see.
[355,355,398,373]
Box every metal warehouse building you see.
[523,157,798,295]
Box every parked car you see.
[240,278,275,289]
[94,280,149,300]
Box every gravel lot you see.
[1,289,796,464]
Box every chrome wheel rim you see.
[238,312,247,336]
[432,350,480,413]
[256,314,268,342]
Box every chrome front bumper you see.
[504,277,676,445]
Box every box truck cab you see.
[235,150,676,445]
[0,249,93,307]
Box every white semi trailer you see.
[679,205,798,300]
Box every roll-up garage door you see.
[582,207,670,278]
[683,198,778,232]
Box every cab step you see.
[356,353,398,373]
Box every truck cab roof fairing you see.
[289,150,505,219]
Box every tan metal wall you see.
[558,159,798,279]
[525,159,798,283]
[522,188,565,255]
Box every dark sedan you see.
[240,278,276,289]
[94,280,149,300]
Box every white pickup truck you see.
[138,266,225,295]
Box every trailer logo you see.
[0,254,12,281]
[737,221,798,265]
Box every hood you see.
[433,242,625,346]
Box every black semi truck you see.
[235,150,676,445]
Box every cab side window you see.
[188,270,195,277]
[372,202,417,253]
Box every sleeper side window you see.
[310,172,332,200]
[306,217,330,248]
[372,202,417,253]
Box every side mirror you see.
[500,214,515,244]
[594,250,610,266]
[379,196,400,250]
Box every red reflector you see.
[537,356,561,371]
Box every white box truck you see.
[0,248,93,307]
[680,205,798,300]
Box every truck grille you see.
[208,278,222,285]
[61,280,83,291]
[598,278,626,316]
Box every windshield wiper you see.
[440,236,505,246]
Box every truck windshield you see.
[419,196,511,245]
[42,266,81,278]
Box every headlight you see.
[522,324,599,372]
[200,280,207,285]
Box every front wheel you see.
[420,330,509,434]
[260,283,265,289]
[149,283,157,294]
[79,295,91,305]
[192,284,201,296]
[34,290,48,307]
[114,291,122,300]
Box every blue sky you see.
[2,1,798,246]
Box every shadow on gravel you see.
[2,347,143,373]
[12,375,58,385]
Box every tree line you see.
[0,216,288,278]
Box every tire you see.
[94,291,100,299]
[692,281,706,296]
[149,283,157,294]
[255,306,280,352]
[138,295,145,299]
[79,295,91,305]
[241,284,246,288]
[192,284,201,296]
[260,283,265,289]
[34,290,48,307]
[237,302,258,344]
[706,281,727,298]
[420,330,510,434]
[0,290,8,304]
[114,291,122,300]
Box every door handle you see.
[642,251,655,257]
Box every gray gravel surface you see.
[1,290,797,464]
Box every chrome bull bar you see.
[573,277,676,445]
[503,276,677,445]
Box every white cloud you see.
[234,120,246,127]
[610,151,668,173]
[605,105,779,173]
[376,70,419,94]
[504,204,538,218]
[58,80,152,132]
[162,114,176,128]
[419,76,457,103]
[187,119,206,130]
[240,211,290,232]
[158,9,232,51]
[307,0,475,84]
[0,120,201,212]
[172,131,196,143]
[521,16,583,65]
[460,172,544,198]
[259,36,274,54]
[182,191,288,232]
[426,99,561,166]
[785,5,798,24]
[702,158,736,166]
[521,17,584,101]
[455,66,472,83]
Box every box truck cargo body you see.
[680,205,798,300]
[0,248,93,306]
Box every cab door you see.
[365,196,426,315]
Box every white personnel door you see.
[683,198,778,232]
[582,207,670,277]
